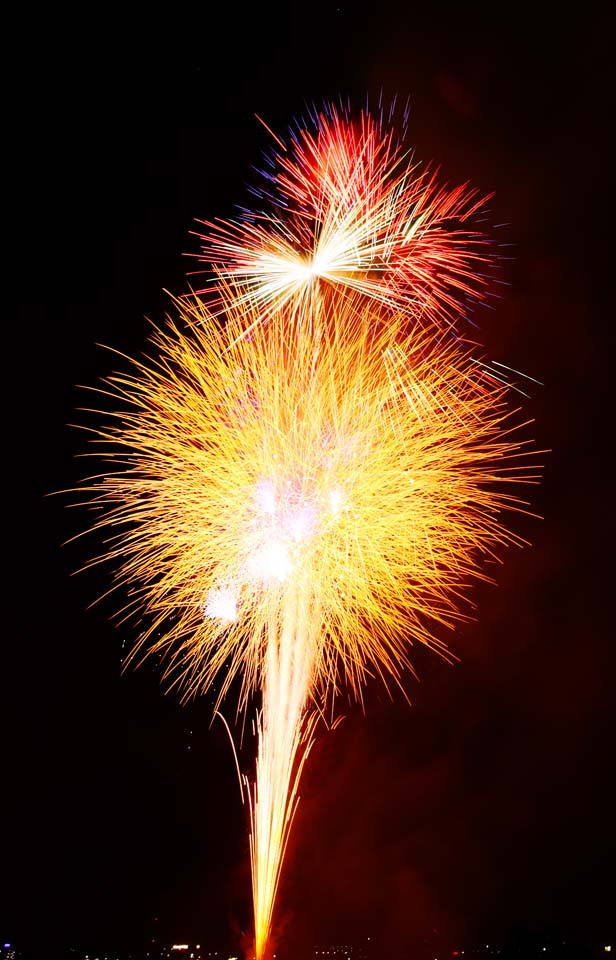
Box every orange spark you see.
[72,286,538,957]
[69,105,540,960]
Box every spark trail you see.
[75,290,537,956]
[72,105,539,959]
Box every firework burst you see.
[69,103,541,960]
[76,292,535,705]
[191,103,495,334]
[74,284,537,956]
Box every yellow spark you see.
[75,290,536,704]
[72,285,539,958]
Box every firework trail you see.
[72,105,539,958]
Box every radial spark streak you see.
[192,105,494,332]
[72,104,540,960]
[75,285,537,957]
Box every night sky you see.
[5,6,613,957]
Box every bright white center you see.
[204,587,237,623]
[329,487,344,514]
[255,479,277,514]
[250,541,292,583]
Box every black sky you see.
[5,5,614,957]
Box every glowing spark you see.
[204,586,238,623]
[249,540,293,584]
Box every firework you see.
[74,280,537,956]
[191,103,495,333]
